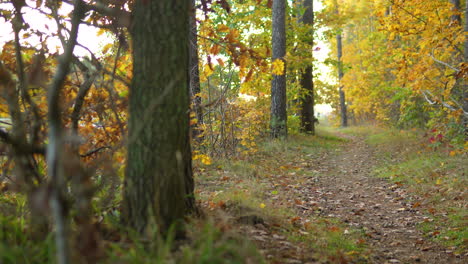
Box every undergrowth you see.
[342,126,467,254]
[0,127,374,263]
[196,128,368,262]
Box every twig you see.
[80,146,111,158]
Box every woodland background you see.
[0,0,466,263]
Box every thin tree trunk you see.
[450,0,468,131]
[271,0,288,138]
[123,0,194,234]
[463,0,468,131]
[451,0,462,24]
[337,32,347,127]
[189,0,203,139]
[47,1,85,263]
[299,0,315,134]
[336,1,348,127]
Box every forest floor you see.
[197,126,467,264]
[0,125,466,263]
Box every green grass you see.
[323,125,386,137]
[367,127,467,253]
[0,194,55,264]
[286,217,369,263]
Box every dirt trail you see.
[295,135,465,263]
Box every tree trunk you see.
[336,1,348,128]
[123,0,195,234]
[337,31,348,127]
[463,0,468,132]
[451,0,462,24]
[189,0,203,139]
[299,0,315,134]
[271,0,288,138]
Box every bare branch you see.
[63,0,131,27]
[422,90,437,105]
[0,129,46,155]
[80,146,111,157]
[71,70,98,133]
[422,90,468,117]
[428,54,460,72]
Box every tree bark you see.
[337,32,347,127]
[189,0,203,138]
[271,0,288,138]
[336,1,348,128]
[46,1,86,263]
[451,0,462,24]
[463,0,468,131]
[299,0,315,134]
[123,0,195,234]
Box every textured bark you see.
[123,0,195,234]
[271,0,288,138]
[299,0,315,134]
[189,0,203,138]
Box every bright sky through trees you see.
[0,1,107,57]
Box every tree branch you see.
[428,54,460,72]
[62,0,131,28]
[0,129,46,155]
[46,1,86,264]
[80,146,111,157]
[422,90,468,117]
[71,70,98,133]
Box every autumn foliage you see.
[321,0,467,147]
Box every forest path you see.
[293,134,464,264]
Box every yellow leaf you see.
[259,203,266,209]
[217,24,230,33]
[201,156,212,165]
[97,29,106,36]
[436,178,442,185]
[203,64,214,77]
[272,59,285,75]
[102,43,113,54]
[449,151,456,157]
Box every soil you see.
[240,135,467,264]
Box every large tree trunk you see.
[189,0,203,138]
[123,0,195,234]
[299,0,315,134]
[271,0,288,138]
